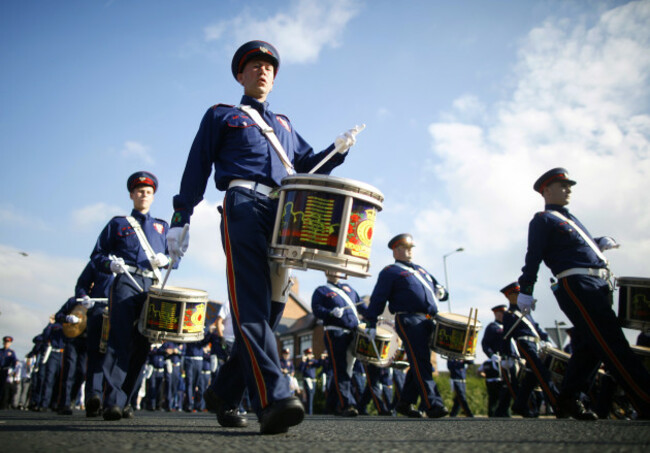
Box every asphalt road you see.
[0,410,649,453]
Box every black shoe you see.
[512,406,536,418]
[103,406,123,421]
[259,396,305,435]
[556,397,598,421]
[122,405,135,419]
[341,406,358,417]
[86,395,102,417]
[425,405,449,419]
[395,402,423,418]
[207,391,247,428]
[57,406,73,416]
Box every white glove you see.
[66,315,80,324]
[366,327,376,341]
[335,124,365,153]
[109,257,126,274]
[80,296,95,309]
[167,226,189,262]
[517,293,536,313]
[153,253,170,268]
[330,307,345,318]
[435,285,447,300]
[597,236,619,251]
[490,354,499,367]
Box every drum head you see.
[63,305,88,338]
[436,312,483,329]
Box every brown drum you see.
[430,311,482,360]
[269,174,383,278]
[617,277,650,330]
[139,285,208,343]
[631,345,650,373]
[62,305,88,338]
[541,345,571,387]
[354,321,398,367]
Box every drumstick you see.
[109,254,144,293]
[161,224,189,290]
[503,308,529,340]
[308,124,366,174]
[462,308,473,356]
[75,298,108,302]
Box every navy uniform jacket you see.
[163,342,182,365]
[312,282,363,331]
[171,95,346,227]
[0,347,17,370]
[448,359,473,380]
[481,321,504,357]
[75,261,114,299]
[501,306,549,346]
[364,260,448,323]
[280,358,295,376]
[519,204,608,295]
[299,358,320,379]
[91,209,169,274]
[148,347,166,370]
[43,323,66,350]
[184,336,211,357]
[27,335,45,359]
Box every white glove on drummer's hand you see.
[490,354,499,367]
[66,315,80,324]
[109,257,126,274]
[597,236,619,251]
[153,253,170,268]
[330,307,345,318]
[335,124,365,153]
[366,327,376,341]
[167,226,189,262]
[517,293,536,313]
[80,296,95,309]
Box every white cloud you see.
[415,1,650,342]
[120,141,154,164]
[0,204,51,231]
[72,202,123,228]
[203,0,362,64]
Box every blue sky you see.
[1,0,648,368]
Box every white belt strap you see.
[126,216,163,282]
[512,311,540,340]
[228,179,276,197]
[556,267,610,280]
[237,105,295,175]
[327,283,359,322]
[546,210,608,264]
[393,263,440,309]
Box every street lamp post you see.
[442,247,464,312]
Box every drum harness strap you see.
[237,105,296,176]
[393,263,440,311]
[125,216,163,283]
[326,283,359,324]
[546,210,612,286]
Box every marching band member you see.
[75,260,114,417]
[364,234,449,419]
[91,171,170,421]
[481,304,508,417]
[518,167,650,419]
[54,297,89,415]
[312,276,364,417]
[0,336,17,410]
[39,316,65,412]
[167,40,360,434]
[500,282,559,418]
[447,358,474,417]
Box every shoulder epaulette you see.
[211,103,235,110]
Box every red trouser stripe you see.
[395,315,431,409]
[222,196,268,408]
[562,278,650,404]
[516,340,557,408]
[362,362,384,411]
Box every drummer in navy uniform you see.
[312,276,364,417]
[167,40,362,434]
[518,167,650,419]
[91,171,171,421]
[39,316,66,411]
[500,282,559,418]
[75,260,114,416]
[448,358,474,417]
[481,304,508,417]
[299,348,320,415]
[54,297,89,415]
[363,234,449,419]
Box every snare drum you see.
[139,285,208,343]
[354,322,397,367]
[269,174,383,278]
[617,277,650,330]
[631,345,650,373]
[392,348,409,369]
[430,312,482,360]
[541,345,571,387]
